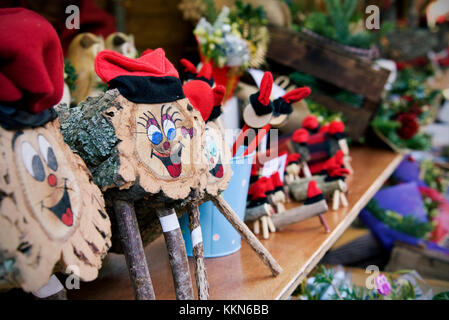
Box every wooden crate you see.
[266,26,391,140]
[386,242,449,282]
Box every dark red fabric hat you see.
[270,172,284,191]
[320,124,330,133]
[302,115,319,131]
[249,71,274,116]
[292,128,309,144]
[95,48,185,104]
[180,58,214,87]
[286,153,301,166]
[208,85,226,122]
[183,80,225,122]
[304,180,324,204]
[273,87,311,116]
[329,120,345,139]
[0,8,64,115]
[248,177,269,201]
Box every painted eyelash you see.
[137,111,159,129]
[161,104,181,123]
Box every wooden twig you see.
[156,207,194,300]
[188,204,209,300]
[113,200,155,300]
[211,196,282,276]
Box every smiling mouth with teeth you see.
[151,144,183,178]
[209,157,224,178]
[44,180,74,227]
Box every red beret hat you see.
[0,8,64,114]
[95,48,185,104]
[302,115,319,130]
[286,153,301,166]
[292,128,309,144]
[183,81,225,122]
[329,120,345,135]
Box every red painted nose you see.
[48,174,57,187]
[163,141,170,150]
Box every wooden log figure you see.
[183,65,281,297]
[66,33,105,104]
[246,177,276,239]
[59,51,281,300]
[284,153,302,185]
[60,49,208,300]
[0,8,111,296]
[271,181,329,231]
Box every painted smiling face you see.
[202,122,232,195]
[135,98,202,181]
[13,127,80,238]
[0,120,111,292]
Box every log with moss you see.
[57,89,208,252]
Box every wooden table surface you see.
[69,146,403,300]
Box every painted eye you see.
[38,135,58,171]
[147,125,163,145]
[208,141,217,157]
[21,142,45,182]
[163,119,176,141]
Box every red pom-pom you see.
[183,80,214,121]
[180,58,198,75]
[302,115,319,130]
[258,71,273,106]
[292,128,309,144]
[286,153,301,166]
[270,172,283,188]
[198,62,213,80]
[212,85,225,107]
[307,180,322,198]
[282,87,311,103]
[320,124,330,133]
[329,120,345,135]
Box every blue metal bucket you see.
[179,147,254,258]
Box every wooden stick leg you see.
[332,190,340,211]
[211,196,283,276]
[156,207,194,300]
[188,205,209,300]
[113,200,155,300]
[253,219,260,234]
[318,214,331,233]
[302,162,312,178]
[267,217,276,233]
[340,192,348,207]
[261,216,269,239]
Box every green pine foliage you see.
[299,0,393,49]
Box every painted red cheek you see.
[47,174,57,187]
